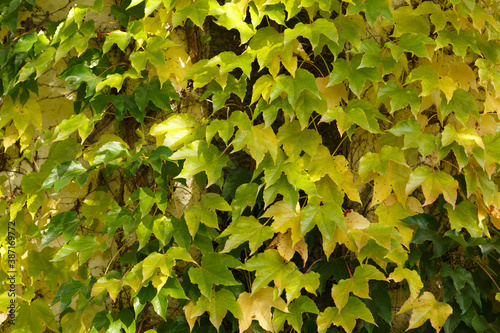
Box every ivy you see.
[1,0,500,332]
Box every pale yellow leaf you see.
[237,287,288,332]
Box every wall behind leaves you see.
[1,0,500,332]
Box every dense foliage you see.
[1,0,500,332]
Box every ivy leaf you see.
[389,119,435,156]
[238,249,294,293]
[41,211,81,246]
[53,280,84,313]
[344,99,388,134]
[403,214,454,258]
[318,297,375,333]
[170,140,229,186]
[284,270,320,302]
[377,81,420,115]
[388,267,424,301]
[41,161,87,194]
[237,287,288,332]
[440,88,480,125]
[184,193,230,238]
[439,263,478,295]
[52,234,106,264]
[188,253,241,297]
[102,31,131,54]
[328,55,383,97]
[405,65,439,96]
[444,200,485,238]
[262,201,302,245]
[218,216,274,255]
[134,77,178,116]
[301,202,345,257]
[360,40,396,74]
[347,0,393,26]
[231,182,260,221]
[273,296,319,332]
[398,291,453,332]
[172,0,209,27]
[128,187,157,218]
[16,299,59,333]
[149,113,199,150]
[405,166,458,208]
[277,120,322,160]
[398,32,435,58]
[331,264,385,311]
[152,287,170,320]
[193,288,243,330]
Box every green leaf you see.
[128,187,157,218]
[398,32,435,58]
[331,264,385,311]
[273,296,319,332]
[188,253,241,297]
[444,200,485,238]
[103,31,131,54]
[388,119,435,156]
[403,214,454,258]
[277,120,322,160]
[170,140,229,186]
[405,166,459,208]
[53,280,84,313]
[41,211,81,246]
[344,99,388,133]
[134,77,178,115]
[52,234,105,263]
[318,297,375,333]
[219,216,274,255]
[301,202,345,257]
[439,263,478,294]
[377,81,420,115]
[16,299,59,332]
[133,284,156,318]
[41,161,87,194]
[347,0,393,26]
[152,286,170,320]
[440,88,479,125]
[193,288,243,330]
[238,249,294,293]
[405,65,439,96]
[328,55,383,97]
[231,182,260,221]
[360,40,396,74]
[172,0,209,27]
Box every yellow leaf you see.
[389,267,423,301]
[237,287,288,332]
[438,76,458,103]
[184,300,198,331]
[398,291,452,332]
[262,201,302,246]
[316,78,348,109]
[371,175,392,207]
[345,211,370,230]
[269,231,308,265]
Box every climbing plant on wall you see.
[1,0,500,332]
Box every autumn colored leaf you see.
[406,166,459,208]
[331,264,385,310]
[237,287,288,332]
[398,291,453,332]
[318,297,375,333]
